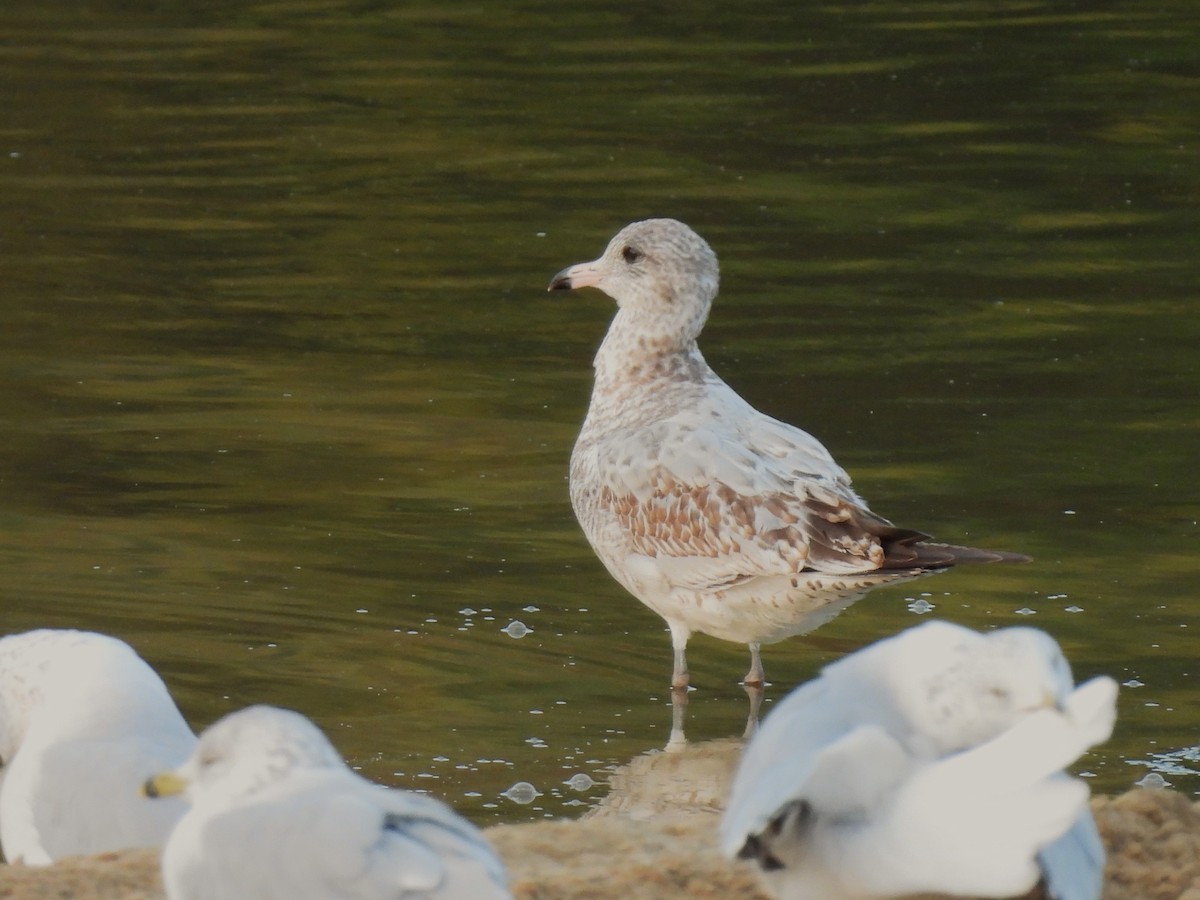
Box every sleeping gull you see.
[144,705,511,900]
[0,628,196,863]
[720,620,1117,900]
[550,218,1026,689]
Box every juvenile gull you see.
[0,629,196,863]
[144,705,511,900]
[720,620,1117,900]
[550,218,1025,689]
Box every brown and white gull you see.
[549,218,1026,690]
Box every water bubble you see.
[501,781,542,804]
[503,620,531,639]
[1123,679,1144,688]
[1065,605,1085,613]
[907,598,935,614]
[1014,607,1037,616]
[1135,772,1169,789]
[458,607,477,616]
[564,773,595,791]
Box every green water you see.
[1,0,1197,822]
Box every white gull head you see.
[549,218,719,358]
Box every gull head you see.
[889,622,1076,754]
[143,705,344,806]
[548,219,720,333]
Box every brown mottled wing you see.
[597,464,912,590]
[585,386,1024,591]
[604,471,1024,589]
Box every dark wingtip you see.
[735,800,812,874]
[736,834,763,861]
[882,541,1032,570]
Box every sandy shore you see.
[2,739,1198,899]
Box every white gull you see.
[144,705,511,900]
[0,628,196,863]
[720,620,1115,900]
[549,218,1026,689]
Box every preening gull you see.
[144,705,511,900]
[550,218,1026,689]
[0,628,196,864]
[720,620,1117,900]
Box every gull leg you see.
[667,685,688,750]
[742,641,765,687]
[668,622,691,690]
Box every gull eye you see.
[621,245,642,264]
[197,750,220,769]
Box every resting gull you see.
[720,620,1116,900]
[550,218,1026,689]
[144,704,511,900]
[0,628,196,863]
